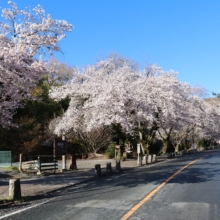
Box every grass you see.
[1,166,19,171]
[0,197,24,205]
[0,194,45,205]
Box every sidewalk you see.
[0,158,165,200]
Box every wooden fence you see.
[37,156,58,174]
[20,154,58,174]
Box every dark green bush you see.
[105,142,116,159]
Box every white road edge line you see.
[0,198,55,219]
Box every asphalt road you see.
[1,150,220,220]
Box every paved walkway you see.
[0,158,165,200]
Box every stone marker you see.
[9,179,21,200]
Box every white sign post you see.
[137,144,141,165]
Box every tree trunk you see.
[138,130,145,155]
[174,143,180,152]
[161,140,168,153]
[144,142,150,155]
[174,135,187,152]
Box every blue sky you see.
[1,0,220,96]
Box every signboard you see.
[53,139,66,156]
[41,140,53,147]
[137,144,141,154]
[0,151,12,167]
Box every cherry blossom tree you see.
[49,58,154,140]
[132,66,194,153]
[0,1,72,128]
[195,100,220,145]
[158,88,220,152]
[44,58,74,87]
[152,80,208,153]
[168,97,207,152]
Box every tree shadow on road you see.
[42,151,220,205]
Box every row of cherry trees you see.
[49,56,220,153]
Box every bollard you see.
[142,155,147,165]
[147,155,152,164]
[9,179,21,200]
[152,154,157,162]
[137,156,142,166]
[95,164,101,176]
[106,162,112,173]
[168,152,175,159]
[116,160,121,171]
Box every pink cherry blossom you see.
[0,1,72,127]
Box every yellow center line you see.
[120,153,213,220]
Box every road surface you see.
[1,150,220,220]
